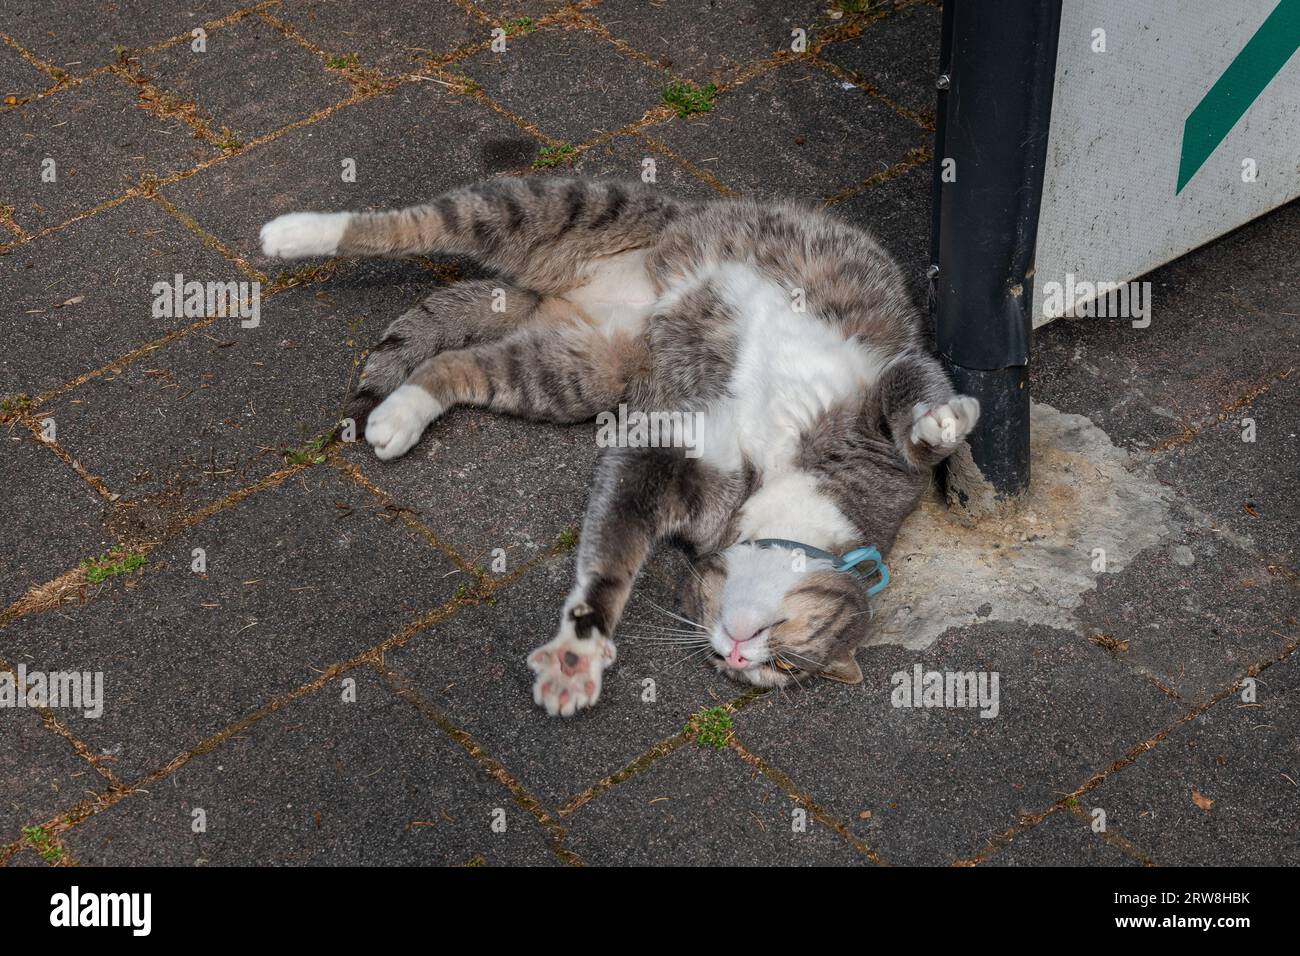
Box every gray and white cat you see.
[260,177,978,717]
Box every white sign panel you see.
[1032,1,1300,325]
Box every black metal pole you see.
[930,0,1062,501]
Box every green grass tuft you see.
[0,393,33,422]
[556,526,579,550]
[283,430,334,466]
[533,143,576,169]
[685,706,734,749]
[82,549,146,584]
[325,52,359,69]
[22,825,63,863]
[503,17,537,35]
[662,80,718,118]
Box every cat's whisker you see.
[637,596,708,631]
[775,648,824,670]
[670,644,717,670]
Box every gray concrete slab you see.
[2,1,241,72]
[1085,649,1300,866]
[821,1,941,120]
[562,744,868,865]
[456,25,666,144]
[591,0,836,85]
[341,411,594,569]
[980,809,1141,867]
[1074,528,1298,705]
[651,60,926,201]
[133,14,353,141]
[0,708,101,846]
[0,429,107,609]
[61,668,558,865]
[36,259,435,518]
[276,0,485,74]
[0,198,237,396]
[0,73,218,233]
[734,621,1184,865]
[1155,371,1300,567]
[0,41,52,101]
[3,468,459,782]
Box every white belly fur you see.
[565,249,658,335]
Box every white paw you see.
[259,211,351,258]
[365,384,443,460]
[527,620,617,718]
[911,395,980,447]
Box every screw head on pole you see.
[936,74,951,90]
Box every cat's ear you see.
[820,654,863,685]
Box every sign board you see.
[1031,0,1300,325]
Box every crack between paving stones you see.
[727,735,886,864]
[369,660,583,866]
[952,634,1300,866]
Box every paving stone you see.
[0,41,53,100]
[0,73,218,233]
[1086,649,1300,866]
[3,467,459,781]
[732,621,1183,865]
[591,0,836,84]
[1074,529,1298,705]
[277,0,486,73]
[1031,199,1300,452]
[562,744,867,865]
[0,198,237,396]
[61,669,557,865]
[37,258,435,518]
[829,160,930,302]
[564,134,723,201]
[980,810,1140,867]
[1,1,240,72]
[0,430,107,609]
[162,83,536,272]
[1154,372,1300,567]
[342,411,594,569]
[652,60,925,201]
[385,552,740,808]
[821,1,941,121]
[472,1,571,21]
[456,26,665,143]
[0,708,101,844]
[133,15,352,142]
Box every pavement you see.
[1,0,1296,867]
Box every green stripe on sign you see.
[1177,0,1300,194]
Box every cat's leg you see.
[262,178,688,296]
[527,447,692,717]
[364,321,645,460]
[879,350,981,469]
[349,279,539,426]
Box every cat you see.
[260,176,978,717]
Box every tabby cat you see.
[260,177,978,717]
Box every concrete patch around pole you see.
[871,403,1182,650]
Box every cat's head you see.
[684,543,871,687]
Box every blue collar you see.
[745,538,890,597]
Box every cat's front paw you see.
[365,384,444,460]
[911,395,980,447]
[527,620,616,718]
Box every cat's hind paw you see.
[365,384,443,460]
[910,395,980,448]
[527,625,616,718]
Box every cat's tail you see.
[259,205,455,260]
